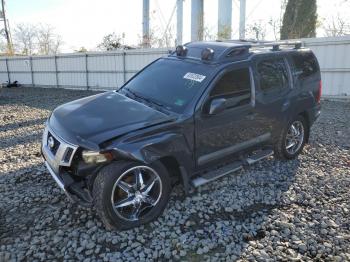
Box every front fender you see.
[105,132,194,172]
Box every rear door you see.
[288,51,321,107]
[252,55,293,138]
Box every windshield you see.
[120,58,214,113]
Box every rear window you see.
[291,52,319,79]
[257,58,289,92]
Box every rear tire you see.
[274,115,308,160]
[93,161,171,230]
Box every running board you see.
[246,149,274,165]
[191,149,274,188]
[191,161,243,188]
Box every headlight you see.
[82,150,113,164]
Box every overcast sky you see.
[5,0,350,52]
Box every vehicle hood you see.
[49,91,174,148]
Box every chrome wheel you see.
[285,120,305,155]
[111,166,162,221]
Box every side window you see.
[257,58,289,92]
[210,67,251,107]
[291,52,319,79]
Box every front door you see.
[195,64,270,167]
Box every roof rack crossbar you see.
[218,39,303,50]
[249,41,302,50]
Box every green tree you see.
[280,0,317,39]
[98,33,125,51]
[75,46,88,53]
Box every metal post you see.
[176,0,183,45]
[218,0,232,40]
[29,57,34,86]
[122,51,126,85]
[5,58,10,83]
[142,0,150,48]
[54,55,59,88]
[191,0,204,41]
[239,0,246,40]
[1,0,13,54]
[85,54,89,90]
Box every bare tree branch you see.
[13,23,37,55]
[37,24,63,55]
[323,15,350,37]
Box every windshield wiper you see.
[125,88,168,110]
[124,88,143,100]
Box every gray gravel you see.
[1,87,350,261]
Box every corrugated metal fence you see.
[0,36,349,96]
[0,48,169,90]
[303,36,350,97]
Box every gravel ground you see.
[0,86,349,261]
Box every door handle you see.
[282,100,290,111]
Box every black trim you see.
[197,133,271,165]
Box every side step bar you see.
[246,149,274,165]
[192,161,242,188]
[191,149,274,188]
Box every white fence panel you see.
[88,73,123,90]
[0,60,7,83]
[58,73,86,87]
[8,58,30,72]
[87,53,124,71]
[304,36,350,96]
[34,73,56,86]
[0,73,7,83]
[0,60,7,71]
[32,57,55,72]
[0,42,348,97]
[9,73,31,85]
[57,55,86,71]
[125,49,167,71]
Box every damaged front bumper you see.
[41,125,93,207]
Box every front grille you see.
[63,148,74,163]
[48,131,61,155]
[42,126,78,169]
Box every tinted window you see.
[121,59,213,113]
[211,68,251,96]
[210,68,251,107]
[291,52,319,79]
[257,58,288,92]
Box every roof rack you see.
[249,40,302,50]
[218,39,303,50]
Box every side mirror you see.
[208,98,227,115]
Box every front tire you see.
[93,161,171,230]
[274,115,308,160]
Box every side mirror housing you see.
[208,98,226,115]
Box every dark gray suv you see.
[41,40,322,230]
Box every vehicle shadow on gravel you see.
[159,157,301,260]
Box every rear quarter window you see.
[291,52,319,79]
